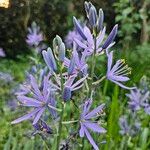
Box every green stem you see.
[88,32,97,97]
[56,102,65,150]
[56,64,65,150]
[62,120,78,124]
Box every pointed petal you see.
[111,75,130,82]
[11,108,40,124]
[17,96,42,107]
[102,24,118,49]
[71,74,88,89]
[85,104,105,119]
[84,127,99,150]
[110,79,136,90]
[82,99,93,118]
[30,75,44,101]
[107,51,113,73]
[96,26,106,47]
[73,17,87,40]
[33,107,45,125]
[84,122,106,133]
[79,123,85,137]
[68,54,75,75]
[74,38,87,49]
[83,26,93,46]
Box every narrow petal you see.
[73,17,87,40]
[71,74,88,89]
[107,51,113,73]
[42,76,49,99]
[33,107,45,125]
[110,79,136,90]
[84,26,93,46]
[11,108,40,124]
[102,24,118,49]
[82,99,93,118]
[17,96,42,107]
[74,38,87,49]
[84,104,105,119]
[30,75,44,101]
[84,122,106,133]
[79,123,85,137]
[96,26,106,47]
[111,75,130,82]
[84,127,99,150]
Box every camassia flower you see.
[74,25,106,56]
[106,51,135,90]
[62,74,88,101]
[11,74,57,125]
[73,15,118,56]
[65,28,83,49]
[79,99,106,150]
[64,42,88,75]
[126,89,150,114]
[26,22,43,47]
[119,115,141,136]
[33,119,53,135]
[0,48,6,57]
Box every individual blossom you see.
[0,72,13,82]
[65,28,83,49]
[106,51,135,90]
[33,119,53,135]
[126,88,150,114]
[11,74,58,125]
[74,25,106,56]
[26,22,43,47]
[119,116,130,135]
[74,6,118,56]
[0,48,6,57]
[35,43,47,53]
[119,115,141,136]
[62,74,88,102]
[64,42,88,76]
[79,99,106,150]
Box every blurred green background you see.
[0,0,150,149]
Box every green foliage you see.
[114,0,141,48]
[0,0,74,58]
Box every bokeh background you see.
[0,0,150,149]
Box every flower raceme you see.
[79,99,106,150]
[11,1,137,149]
[26,22,43,47]
[11,74,57,125]
[126,88,150,114]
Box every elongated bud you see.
[53,35,65,62]
[73,17,87,40]
[68,54,75,75]
[102,24,118,49]
[89,6,97,28]
[63,87,72,102]
[59,43,65,62]
[42,48,57,72]
[84,1,93,18]
[98,9,104,31]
